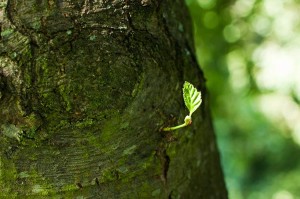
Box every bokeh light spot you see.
[196,0,217,9]
[223,24,241,43]
[203,11,219,29]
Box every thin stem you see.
[162,123,188,131]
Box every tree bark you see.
[0,0,227,198]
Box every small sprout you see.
[163,81,202,131]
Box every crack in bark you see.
[0,24,2,40]
[155,145,171,192]
[163,151,170,185]
[76,182,83,189]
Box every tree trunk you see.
[0,0,227,198]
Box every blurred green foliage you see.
[186,0,300,198]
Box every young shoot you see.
[163,81,202,131]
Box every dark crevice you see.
[0,74,11,100]
[0,24,2,40]
[5,0,13,26]
[155,146,170,188]
[95,177,100,186]
[76,182,83,189]
[168,191,173,199]
[163,151,170,183]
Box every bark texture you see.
[0,0,227,198]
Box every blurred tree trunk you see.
[0,0,227,198]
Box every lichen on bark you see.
[0,0,227,198]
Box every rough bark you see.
[0,0,227,198]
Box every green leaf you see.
[183,81,202,116]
